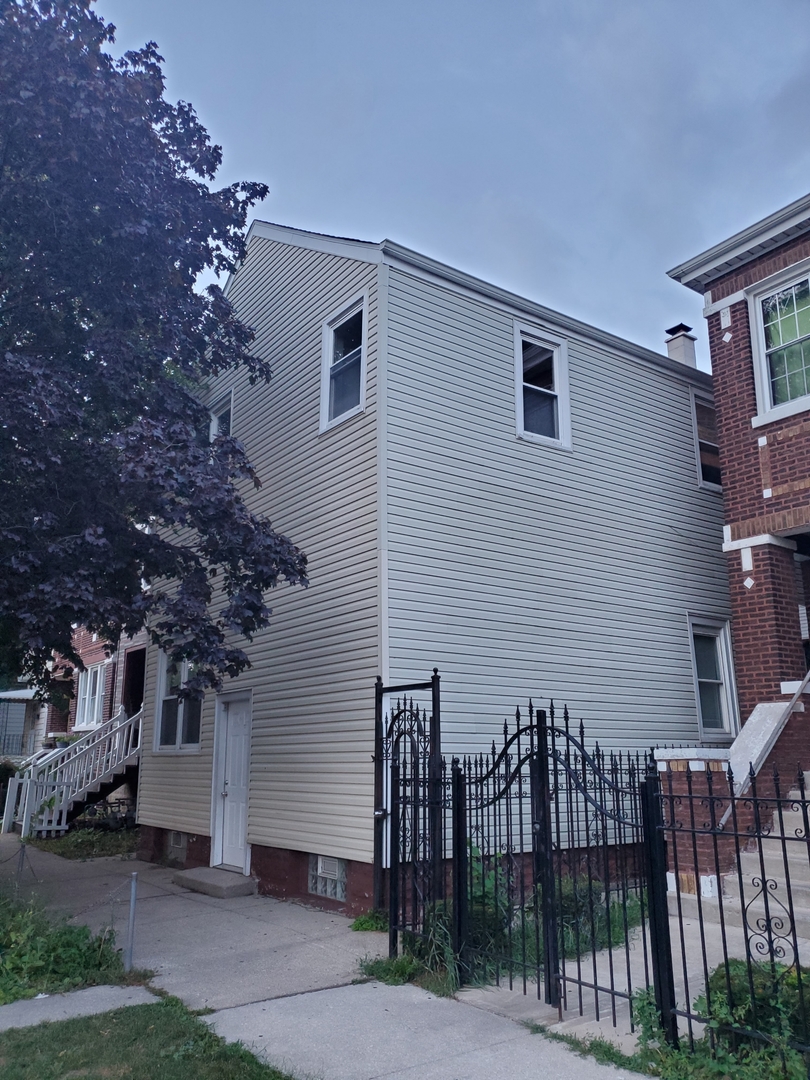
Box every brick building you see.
[669,193,810,771]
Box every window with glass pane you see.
[693,631,726,731]
[209,396,231,440]
[694,400,721,486]
[159,660,202,750]
[522,339,558,439]
[76,664,104,726]
[762,278,810,406]
[329,310,363,420]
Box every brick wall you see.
[727,544,806,719]
[702,231,810,727]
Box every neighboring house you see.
[668,192,810,776]
[0,688,44,758]
[131,221,732,912]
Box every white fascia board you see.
[668,192,810,293]
[381,241,714,391]
[722,533,797,553]
[247,220,384,264]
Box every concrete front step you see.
[670,890,810,938]
[173,866,258,899]
[735,847,810,886]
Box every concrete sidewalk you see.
[0,834,640,1078]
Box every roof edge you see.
[667,192,810,293]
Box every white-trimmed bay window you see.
[514,323,570,448]
[749,264,810,426]
[320,293,367,431]
[155,656,202,752]
[75,663,106,728]
[688,617,738,741]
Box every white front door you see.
[212,695,251,872]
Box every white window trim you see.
[153,654,203,754]
[319,290,369,434]
[209,388,234,440]
[513,321,571,450]
[687,615,739,743]
[689,388,722,493]
[746,258,810,428]
[74,661,108,730]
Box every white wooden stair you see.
[1,707,141,837]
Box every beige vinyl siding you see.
[137,645,215,834]
[384,267,731,755]
[136,236,380,863]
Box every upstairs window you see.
[76,663,105,728]
[209,394,232,440]
[693,396,721,488]
[156,657,202,752]
[321,294,367,431]
[515,325,570,448]
[761,277,810,407]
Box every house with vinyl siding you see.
[133,221,733,912]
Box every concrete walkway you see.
[0,984,156,1032]
[0,834,641,1078]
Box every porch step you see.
[172,866,257,899]
[670,890,810,938]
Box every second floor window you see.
[76,663,105,727]
[762,277,810,407]
[693,397,721,488]
[157,658,202,751]
[329,309,363,421]
[515,324,570,448]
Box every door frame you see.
[210,690,253,876]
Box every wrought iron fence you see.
[660,761,810,1058]
[377,673,810,1071]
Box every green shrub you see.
[359,953,423,985]
[0,892,125,1003]
[350,909,388,932]
[702,957,810,1045]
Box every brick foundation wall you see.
[250,843,374,917]
[135,828,375,916]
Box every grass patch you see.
[28,828,140,860]
[531,981,809,1080]
[350,909,388,932]
[358,952,457,997]
[0,891,132,1004]
[0,996,295,1080]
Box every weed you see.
[29,826,140,860]
[0,891,127,1004]
[350,909,388,932]
[359,953,423,985]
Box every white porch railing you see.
[1,707,141,837]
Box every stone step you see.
[735,846,810,885]
[172,866,257,899]
[722,866,810,907]
[670,890,810,938]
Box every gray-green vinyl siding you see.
[384,267,730,754]
[136,236,380,862]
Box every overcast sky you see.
[102,0,810,370]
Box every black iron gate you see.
[377,676,810,1069]
[376,681,675,1030]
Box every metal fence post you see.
[533,708,560,1008]
[640,769,678,1047]
[373,676,385,912]
[429,668,443,902]
[388,758,400,959]
[451,759,468,973]
[123,872,137,973]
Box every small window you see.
[693,397,721,488]
[515,324,570,448]
[156,657,202,752]
[209,394,232,440]
[320,295,367,431]
[75,663,105,728]
[761,278,810,407]
[689,620,737,740]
